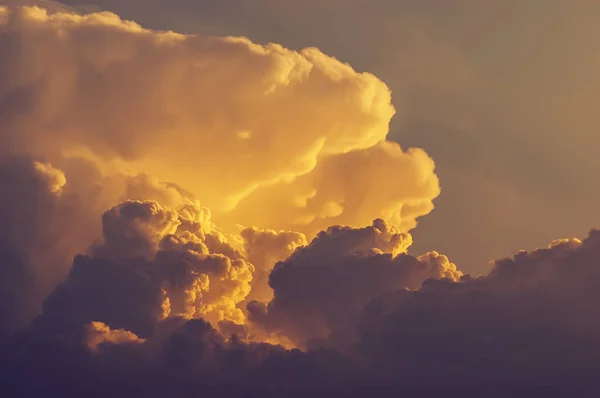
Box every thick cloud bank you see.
[0,3,599,397]
[5,231,600,396]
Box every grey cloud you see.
[5,229,600,396]
[248,219,461,348]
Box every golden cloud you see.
[0,4,438,236]
[0,3,445,347]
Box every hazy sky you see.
[58,0,600,274]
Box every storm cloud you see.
[0,3,599,398]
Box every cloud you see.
[0,3,440,242]
[0,155,85,337]
[0,153,187,337]
[0,3,432,221]
[240,226,307,303]
[1,3,600,397]
[224,140,440,236]
[355,231,600,388]
[42,199,257,337]
[39,197,453,350]
[4,226,598,397]
[83,321,145,351]
[0,1,441,339]
[94,0,600,278]
[247,219,461,348]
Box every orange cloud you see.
[83,321,144,352]
[0,4,438,238]
[0,3,445,337]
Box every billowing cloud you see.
[42,199,256,337]
[0,3,440,238]
[355,230,600,389]
[1,3,600,398]
[40,198,454,348]
[248,219,461,348]
[0,154,195,337]
[0,3,436,221]
[240,226,307,303]
[0,2,441,339]
[4,230,600,396]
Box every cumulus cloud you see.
[356,230,600,389]
[0,3,434,220]
[39,198,453,349]
[2,3,600,398]
[3,226,597,397]
[0,1,441,338]
[42,199,256,337]
[0,153,191,337]
[248,219,461,348]
[4,229,600,397]
[0,2,440,241]
[240,226,307,303]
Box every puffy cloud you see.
[6,226,600,396]
[1,171,599,395]
[101,200,180,258]
[4,3,600,397]
[0,153,190,338]
[0,3,442,339]
[40,198,450,347]
[0,3,440,244]
[0,3,416,218]
[0,1,443,341]
[355,230,600,387]
[240,226,307,302]
[248,219,461,348]
[43,199,255,336]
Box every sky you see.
[1,1,600,397]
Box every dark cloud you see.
[0,155,70,337]
[0,240,35,338]
[0,174,599,395]
[0,154,168,338]
[2,152,598,397]
[355,233,600,392]
[247,219,461,348]
[3,228,600,397]
[0,238,594,397]
[1,317,363,398]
